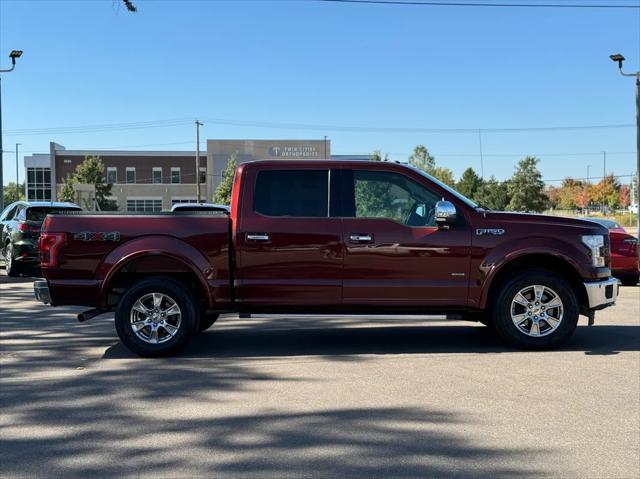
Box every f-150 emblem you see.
[74,231,121,241]
[476,228,505,236]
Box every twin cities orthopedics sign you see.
[268,145,320,158]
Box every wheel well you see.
[105,256,208,309]
[486,254,587,312]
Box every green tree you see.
[214,153,237,205]
[592,175,620,209]
[2,182,25,205]
[474,176,511,211]
[408,145,435,173]
[69,156,117,210]
[371,150,389,162]
[556,178,584,210]
[59,176,76,203]
[456,168,483,199]
[429,166,456,187]
[507,156,548,213]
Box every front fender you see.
[478,236,591,309]
[98,235,214,307]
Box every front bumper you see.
[34,279,51,304]
[583,277,618,310]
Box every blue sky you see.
[0,0,638,185]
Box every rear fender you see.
[98,235,214,307]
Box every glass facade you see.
[126,198,162,212]
[26,167,52,201]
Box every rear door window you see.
[254,170,329,217]
[26,207,81,222]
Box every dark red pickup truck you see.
[35,160,619,356]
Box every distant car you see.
[170,203,229,213]
[629,204,639,215]
[584,218,638,286]
[1,201,82,276]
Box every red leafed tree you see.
[619,184,630,209]
[575,185,591,210]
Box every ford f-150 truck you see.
[34,160,619,356]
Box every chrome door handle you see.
[246,233,270,241]
[349,234,372,243]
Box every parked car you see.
[35,160,618,356]
[1,201,82,276]
[170,203,230,213]
[583,218,638,286]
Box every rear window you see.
[26,207,81,222]
[254,170,328,217]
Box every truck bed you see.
[41,211,231,308]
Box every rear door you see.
[340,168,472,307]
[235,167,343,306]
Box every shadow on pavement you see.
[103,322,640,360]
[1,372,549,479]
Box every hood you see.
[483,211,609,234]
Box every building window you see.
[126,167,136,184]
[199,167,206,184]
[26,167,52,201]
[171,167,181,184]
[171,198,198,205]
[126,198,162,212]
[106,167,117,185]
[152,167,163,184]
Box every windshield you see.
[408,165,479,209]
[26,206,81,222]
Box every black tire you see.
[4,242,21,277]
[114,276,199,357]
[619,274,639,287]
[491,269,579,350]
[199,312,219,332]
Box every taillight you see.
[39,233,65,267]
[19,223,40,233]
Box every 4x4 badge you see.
[476,228,505,236]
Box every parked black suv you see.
[1,201,81,276]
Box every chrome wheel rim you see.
[510,284,563,337]
[129,292,182,344]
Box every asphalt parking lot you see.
[1,269,638,479]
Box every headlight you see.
[582,235,606,267]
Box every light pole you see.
[0,50,23,213]
[587,164,592,182]
[195,119,203,203]
[610,53,640,239]
[15,143,21,202]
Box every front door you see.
[340,168,471,307]
[235,167,343,306]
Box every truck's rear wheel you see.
[115,277,198,357]
[492,269,579,349]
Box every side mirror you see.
[435,200,456,228]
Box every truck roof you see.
[243,159,405,169]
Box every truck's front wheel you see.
[115,277,198,357]
[492,269,579,349]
